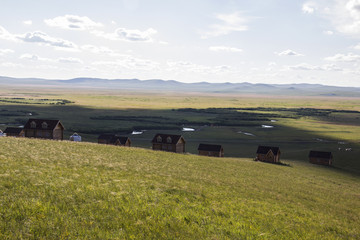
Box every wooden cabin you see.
[24,119,64,140]
[309,151,333,166]
[256,145,281,163]
[151,133,185,153]
[198,143,224,157]
[98,134,131,147]
[3,127,25,137]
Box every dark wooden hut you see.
[256,145,281,163]
[3,127,25,137]
[198,143,224,157]
[151,133,185,153]
[24,119,64,140]
[309,151,333,166]
[98,134,131,146]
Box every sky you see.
[1,0,360,87]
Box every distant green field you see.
[0,97,73,105]
[0,88,360,173]
[0,137,359,239]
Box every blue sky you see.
[1,0,360,86]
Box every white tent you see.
[0,129,4,137]
[70,132,81,142]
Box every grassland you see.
[0,137,359,239]
[1,87,360,173]
[1,86,360,238]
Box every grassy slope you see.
[0,138,359,239]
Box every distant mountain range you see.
[1,76,360,97]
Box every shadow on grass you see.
[274,161,292,167]
[253,159,292,167]
[0,104,359,174]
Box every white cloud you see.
[310,0,360,36]
[23,20,33,25]
[287,63,343,71]
[81,44,118,55]
[167,61,208,73]
[115,27,157,42]
[333,0,360,35]
[45,15,102,30]
[324,53,360,62]
[323,30,334,35]
[302,2,317,14]
[93,55,159,70]
[322,64,343,71]
[20,53,43,61]
[276,49,304,56]
[94,27,157,42]
[300,1,360,36]
[266,62,277,71]
[287,63,319,71]
[17,31,78,49]
[20,54,82,64]
[202,12,249,38]
[58,57,83,64]
[1,62,22,68]
[0,49,14,55]
[0,25,17,41]
[0,25,79,51]
[214,65,231,72]
[33,64,60,70]
[166,61,232,74]
[209,46,242,53]
[0,25,78,50]
[353,43,360,49]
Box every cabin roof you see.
[98,134,129,144]
[112,136,129,145]
[256,145,280,155]
[151,133,184,144]
[98,134,114,141]
[309,151,333,159]
[3,127,23,134]
[24,119,64,130]
[198,143,223,152]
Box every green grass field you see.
[0,137,359,239]
[1,88,360,238]
[1,88,360,173]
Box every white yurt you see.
[69,132,82,142]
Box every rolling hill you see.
[0,137,359,239]
[1,76,360,97]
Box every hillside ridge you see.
[1,76,360,96]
